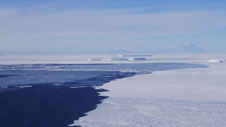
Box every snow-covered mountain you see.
[162,43,208,53]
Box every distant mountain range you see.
[0,43,211,55]
[107,43,210,54]
[160,43,209,53]
[107,49,132,54]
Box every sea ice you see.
[72,54,226,127]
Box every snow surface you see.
[71,54,226,127]
[0,54,152,64]
[1,53,224,64]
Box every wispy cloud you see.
[0,1,226,53]
[1,9,225,36]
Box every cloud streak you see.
[0,4,226,53]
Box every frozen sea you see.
[0,54,225,127]
[71,54,226,127]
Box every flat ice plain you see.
[72,54,226,127]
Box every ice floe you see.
[72,54,226,127]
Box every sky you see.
[0,0,226,54]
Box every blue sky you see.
[0,0,226,53]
